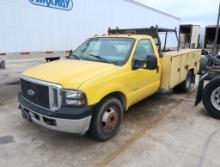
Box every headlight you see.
[63,89,87,106]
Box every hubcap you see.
[102,107,118,132]
[211,87,220,111]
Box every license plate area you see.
[21,108,33,123]
[21,106,57,127]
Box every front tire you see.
[202,78,220,119]
[89,97,123,141]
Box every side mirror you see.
[146,55,158,70]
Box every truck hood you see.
[23,59,117,89]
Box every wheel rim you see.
[102,107,118,132]
[211,87,220,111]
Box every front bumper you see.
[18,93,94,134]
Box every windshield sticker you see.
[29,0,73,11]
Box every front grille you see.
[21,79,50,108]
[20,77,62,111]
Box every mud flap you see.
[195,73,209,106]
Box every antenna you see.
[213,2,220,54]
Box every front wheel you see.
[89,97,123,141]
[202,78,220,119]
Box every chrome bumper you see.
[20,105,91,135]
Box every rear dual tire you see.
[174,71,193,93]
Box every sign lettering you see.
[29,0,73,11]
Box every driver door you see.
[129,39,160,104]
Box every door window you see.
[133,39,155,68]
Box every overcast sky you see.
[135,0,219,26]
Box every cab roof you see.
[94,34,152,40]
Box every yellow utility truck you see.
[18,27,201,141]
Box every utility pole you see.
[213,2,220,54]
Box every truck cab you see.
[18,27,200,141]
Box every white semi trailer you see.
[179,24,202,49]
[0,0,180,67]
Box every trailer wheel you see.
[202,78,220,119]
[174,71,193,93]
[89,97,123,141]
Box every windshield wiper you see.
[68,54,81,60]
[88,54,113,64]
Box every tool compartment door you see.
[187,53,196,69]
[194,51,201,73]
[180,54,188,82]
[170,56,181,88]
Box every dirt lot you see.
[0,58,220,167]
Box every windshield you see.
[69,37,135,65]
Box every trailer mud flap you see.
[195,73,209,106]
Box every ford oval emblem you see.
[27,89,35,97]
[29,0,73,11]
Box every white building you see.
[0,0,180,54]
